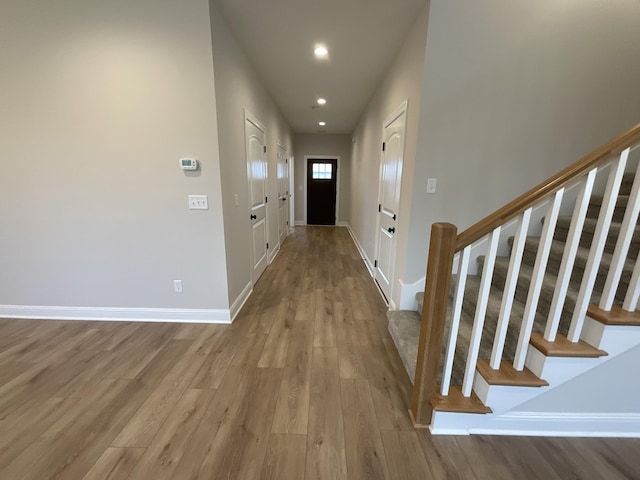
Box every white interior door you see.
[245,113,268,284]
[288,155,295,232]
[375,101,407,301]
[277,144,290,245]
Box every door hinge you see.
[286,158,288,164]
[286,221,289,226]
[393,214,397,220]
[265,196,268,203]
[382,142,386,152]
[266,242,269,249]
[374,260,378,268]
[263,145,267,153]
[378,204,381,213]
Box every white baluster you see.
[490,208,532,370]
[544,170,597,341]
[568,149,629,341]
[600,159,640,310]
[462,227,500,397]
[441,245,470,396]
[623,255,640,311]
[513,190,564,370]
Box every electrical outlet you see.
[188,195,208,210]
[426,178,437,194]
[173,280,183,293]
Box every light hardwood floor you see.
[1,226,639,479]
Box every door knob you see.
[387,227,395,233]
[250,214,257,220]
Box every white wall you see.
[293,134,352,224]
[0,0,229,313]
[349,2,430,299]
[401,0,640,285]
[516,344,640,414]
[209,1,294,306]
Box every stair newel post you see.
[409,222,457,427]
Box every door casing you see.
[277,142,290,244]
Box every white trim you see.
[276,142,291,246]
[268,242,281,264]
[397,276,425,310]
[469,412,640,438]
[289,154,295,233]
[337,221,348,227]
[345,223,374,277]
[229,282,253,322]
[0,305,231,323]
[304,155,341,225]
[295,220,306,226]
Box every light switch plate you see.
[188,195,209,210]
[426,178,437,194]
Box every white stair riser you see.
[581,317,640,352]
[473,373,549,414]
[524,347,604,384]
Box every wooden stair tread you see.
[476,360,548,387]
[529,333,607,357]
[587,304,640,326]
[430,386,492,414]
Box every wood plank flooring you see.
[0,226,639,479]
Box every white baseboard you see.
[469,412,640,438]
[397,277,425,310]
[345,223,374,277]
[0,305,231,324]
[268,243,281,264]
[229,282,253,322]
[336,221,348,227]
[294,220,306,226]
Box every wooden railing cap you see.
[455,121,640,251]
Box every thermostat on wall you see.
[180,158,198,170]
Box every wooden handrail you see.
[456,122,640,251]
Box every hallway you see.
[0,227,639,479]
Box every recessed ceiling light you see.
[318,121,326,126]
[314,46,328,57]
[317,98,327,105]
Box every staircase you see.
[388,124,640,435]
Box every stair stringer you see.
[429,316,640,436]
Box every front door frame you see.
[303,155,341,225]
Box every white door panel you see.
[377,227,393,286]
[246,113,268,284]
[375,102,407,301]
[252,218,267,268]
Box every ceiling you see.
[213,0,427,134]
